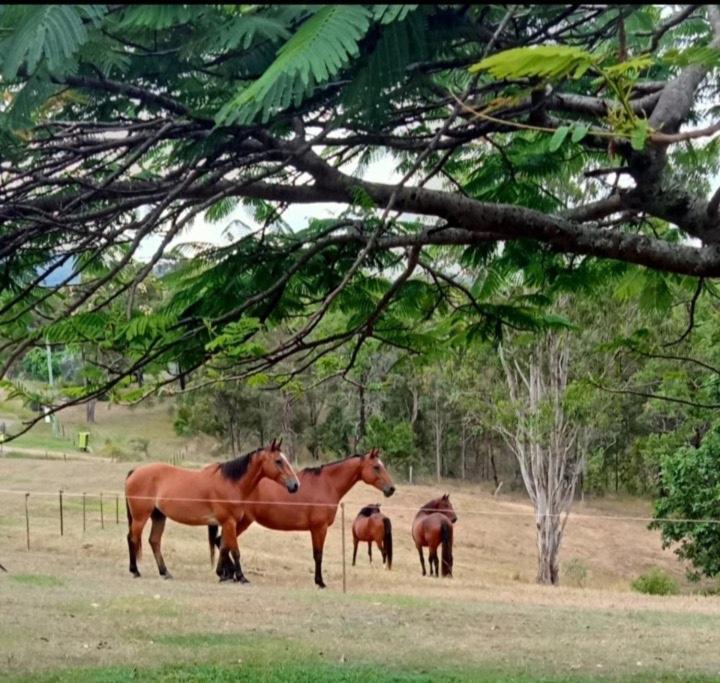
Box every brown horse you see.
[412,494,457,578]
[125,439,299,582]
[211,448,395,587]
[352,504,393,570]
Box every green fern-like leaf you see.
[470,45,598,81]
[1,5,106,80]
[118,5,195,29]
[216,5,372,125]
[343,7,426,123]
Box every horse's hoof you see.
[131,572,141,578]
[316,582,327,589]
[218,575,233,583]
[163,573,173,580]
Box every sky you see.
[135,155,407,262]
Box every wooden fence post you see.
[24,493,30,551]
[58,490,64,536]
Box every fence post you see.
[24,493,30,551]
[82,493,86,532]
[100,493,104,529]
[409,465,413,485]
[341,502,347,595]
[115,494,119,525]
[58,490,64,536]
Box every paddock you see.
[2,455,720,681]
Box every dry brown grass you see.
[2,456,720,680]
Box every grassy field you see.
[0,396,213,462]
[2,453,720,682]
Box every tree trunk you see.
[410,386,419,428]
[489,442,499,488]
[228,414,237,456]
[86,398,96,424]
[536,514,562,585]
[358,383,366,442]
[282,392,295,461]
[497,331,582,587]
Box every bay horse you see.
[352,504,393,570]
[125,439,299,582]
[210,448,395,588]
[412,494,457,578]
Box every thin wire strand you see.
[0,487,715,525]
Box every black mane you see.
[302,453,362,476]
[219,448,260,481]
[358,504,380,517]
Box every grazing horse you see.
[352,504,393,570]
[211,448,395,588]
[125,439,299,582]
[412,494,457,578]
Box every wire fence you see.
[1,487,718,524]
[0,485,713,594]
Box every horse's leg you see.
[352,534,359,566]
[368,541,372,564]
[148,508,172,579]
[231,515,252,583]
[217,520,239,583]
[127,511,150,578]
[429,542,439,577]
[417,546,426,576]
[310,525,328,588]
[223,521,249,584]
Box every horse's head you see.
[359,448,395,497]
[422,493,457,523]
[258,438,300,493]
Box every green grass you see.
[9,574,64,588]
[8,662,720,683]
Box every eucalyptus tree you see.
[1,3,719,440]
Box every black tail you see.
[125,469,135,526]
[208,525,220,567]
[125,469,141,565]
[383,517,393,570]
[440,520,453,577]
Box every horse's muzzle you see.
[383,485,396,497]
[286,480,300,494]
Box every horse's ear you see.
[276,437,283,449]
[443,493,449,500]
[270,438,280,451]
[369,448,379,459]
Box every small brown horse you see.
[125,439,299,582]
[412,494,457,578]
[352,504,393,570]
[211,448,395,587]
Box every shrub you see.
[563,558,588,587]
[631,568,679,596]
[97,440,132,462]
[129,437,150,457]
